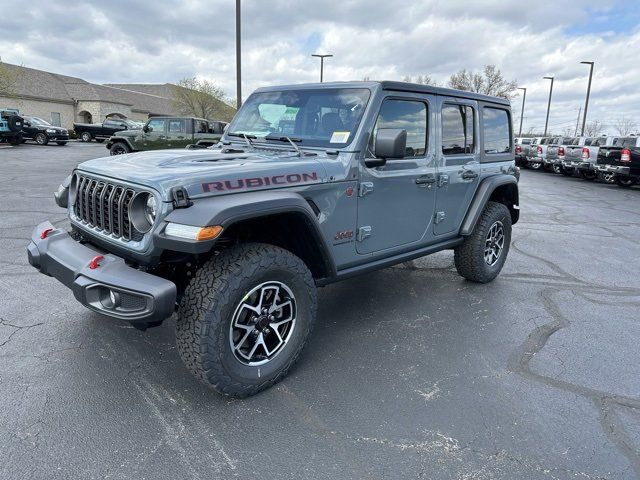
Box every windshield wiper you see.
[265,135,308,156]
[227,132,256,149]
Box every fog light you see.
[109,290,120,307]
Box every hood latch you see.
[171,186,193,209]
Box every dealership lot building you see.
[0,63,233,129]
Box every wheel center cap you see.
[257,316,270,330]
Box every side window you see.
[50,112,61,127]
[168,119,186,134]
[371,99,427,157]
[197,121,209,133]
[147,119,166,133]
[482,107,510,154]
[442,105,475,155]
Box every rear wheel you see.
[176,243,317,397]
[35,132,49,145]
[615,176,638,188]
[454,202,512,284]
[80,131,92,142]
[580,170,597,181]
[601,172,616,184]
[529,161,542,170]
[109,142,131,155]
[552,164,562,174]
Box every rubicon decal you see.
[202,172,319,192]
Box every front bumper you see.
[46,133,70,141]
[595,164,631,175]
[27,221,176,323]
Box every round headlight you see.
[144,195,157,224]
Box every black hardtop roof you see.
[253,80,511,106]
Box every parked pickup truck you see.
[527,137,550,169]
[27,80,519,397]
[566,136,619,181]
[74,118,141,143]
[106,117,223,155]
[595,136,640,187]
[544,136,573,174]
[561,137,595,176]
[514,137,533,167]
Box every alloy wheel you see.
[484,221,505,266]
[229,281,297,366]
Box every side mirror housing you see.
[364,128,407,168]
[142,125,150,133]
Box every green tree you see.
[170,77,235,121]
[448,65,517,100]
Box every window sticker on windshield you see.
[330,131,350,143]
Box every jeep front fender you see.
[106,136,135,151]
[459,175,519,236]
[154,190,336,276]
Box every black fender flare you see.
[106,136,135,151]
[154,190,336,277]
[459,175,519,236]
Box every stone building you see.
[0,63,234,129]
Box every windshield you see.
[124,120,141,128]
[227,88,371,147]
[28,117,51,126]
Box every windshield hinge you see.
[171,187,192,208]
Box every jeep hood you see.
[77,148,330,201]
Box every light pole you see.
[235,0,242,109]
[580,61,594,136]
[543,76,554,136]
[311,54,333,82]
[517,87,526,136]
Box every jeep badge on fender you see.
[27,81,519,398]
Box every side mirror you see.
[24,121,31,127]
[365,128,407,168]
[143,125,150,133]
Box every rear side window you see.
[442,105,475,155]
[168,119,186,134]
[372,99,427,157]
[482,108,510,154]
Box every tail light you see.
[515,145,522,154]
[582,147,590,159]
[621,149,631,163]
[558,147,565,156]
[537,146,542,154]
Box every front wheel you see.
[109,142,131,155]
[176,243,317,397]
[454,202,512,283]
[35,132,49,145]
[615,176,638,188]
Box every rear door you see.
[434,98,480,236]
[356,95,437,254]
[165,118,190,148]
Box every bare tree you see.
[448,65,517,100]
[171,77,235,120]
[584,120,604,137]
[401,75,437,86]
[562,126,574,137]
[613,116,637,136]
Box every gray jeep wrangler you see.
[27,81,519,397]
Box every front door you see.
[166,118,190,148]
[434,99,481,236]
[356,96,437,255]
[143,118,168,149]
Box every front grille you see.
[73,175,141,241]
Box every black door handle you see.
[461,171,478,180]
[415,176,436,186]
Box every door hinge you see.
[357,226,372,242]
[359,182,374,197]
[437,174,449,187]
[434,212,446,224]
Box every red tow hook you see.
[89,255,104,270]
[40,228,54,239]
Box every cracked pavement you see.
[1,143,639,479]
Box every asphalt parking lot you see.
[1,142,640,479]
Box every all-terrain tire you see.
[175,243,317,397]
[454,201,512,284]
[109,142,131,155]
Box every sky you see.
[1,0,640,135]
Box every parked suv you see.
[106,117,224,155]
[0,108,24,145]
[22,116,69,145]
[27,81,519,397]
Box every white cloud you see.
[1,0,638,134]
